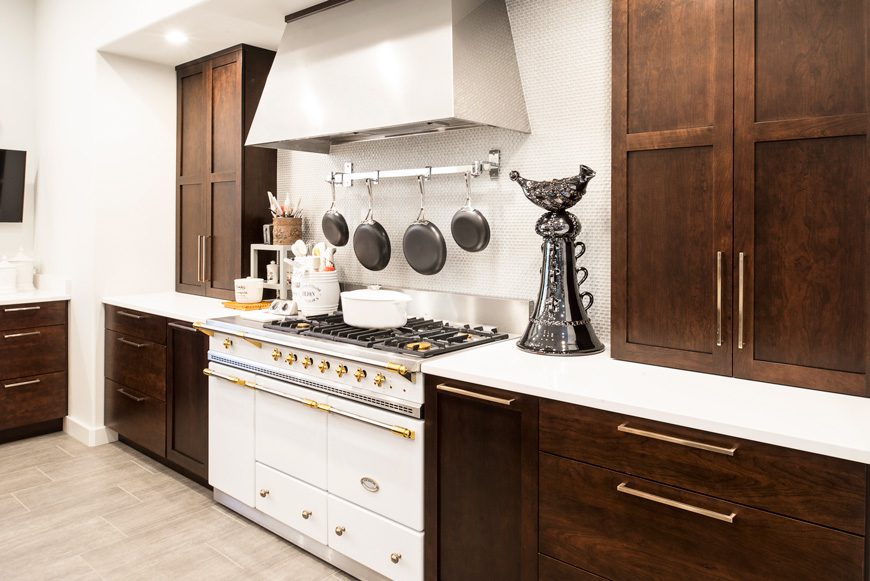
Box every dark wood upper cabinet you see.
[176,45,276,300]
[613,0,868,396]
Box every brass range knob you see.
[259,489,269,498]
[285,353,297,365]
[301,510,312,520]
[354,368,367,382]
[335,365,348,378]
[318,360,330,373]
[374,373,386,387]
[334,526,346,536]
[271,348,282,361]
[302,356,313,369]
[390,553,402,564]
[223,338,233,349]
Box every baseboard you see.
[63,416,118,447]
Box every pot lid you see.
[341,286,412,303]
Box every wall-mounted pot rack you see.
[329,149,500,187]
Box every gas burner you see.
[264,312,508,358]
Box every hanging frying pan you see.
[353,179,391,271]
[404,175,447,275]
[322,176,349,247]
[451,172,491,252]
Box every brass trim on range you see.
[385,362,415,382]
[617,482,736,523]
[617,423,737,456]
[192,322,263,348]
[436,383,515,406]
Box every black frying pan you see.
[404,175,447,275]
[322,178,349,247]
[353,179,391,271]
[451,172,490,252]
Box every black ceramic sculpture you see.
[511,166,604,356]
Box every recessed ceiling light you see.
[164,30,188,45]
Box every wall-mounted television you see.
[0,149,26,223]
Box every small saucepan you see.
[353,179,391,271]
[322,176,349,247]
[403,175,447,275]
[451,172,491,252]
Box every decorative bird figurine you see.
[510,165,596,212]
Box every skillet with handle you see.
[451,171,491,252]
[322,176,349,247]
[353,178,391,271]
[403,175,447,275]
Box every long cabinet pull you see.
[436,383,515,406]
[738,252,745,349]
[617,482,736,523]
[3,306,41,312]
[168,322,198,333]
[716,251,723,347]
[202,236,210,282]
[203,368,416,440]
[4,378,41,389]
[117,337,148,349]
[117,310,145,320]
[117,388,147,403]
[3,331,41,339]
[196,235,203,283]
[618,422,737,456]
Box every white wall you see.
[0,0,37,256]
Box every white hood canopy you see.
[245,0,530,154]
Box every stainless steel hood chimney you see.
[245,0,530,154]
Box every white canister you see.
[234,277,265,303]
[10,248,34,291]
[0,257,16,294]
[266,260,280,284]
[293,270,339,317]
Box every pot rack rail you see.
[329,149,501,187]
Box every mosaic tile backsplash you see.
[276,0,613,343]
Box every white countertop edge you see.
[0,291,71,306]
[102,292,242,323]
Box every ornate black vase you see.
[511,166,604,356]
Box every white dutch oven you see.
[341,286,412,329]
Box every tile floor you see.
[0,432,354,580]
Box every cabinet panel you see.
[255,462,328,545]
[166,321,208,480]
[539,555,604,581]
[210,58,241,175]
[104,330,166,401]
[105,380,166,457]
[208,180,241,296]
[0,372,67,431]
[208,365,255,507]
[755,0,865,122]
[0,301,66,332]
[179,67,206,178]
[105,305,166,345]
[0,325,66,380]
[177,184,206,292]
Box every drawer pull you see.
[617,423,737,456]
[117,388,147,403]
[390,553,402,564]
[335,526,346,536]
[117,337,148,349]
[168,322,197,333]
[301,510,312,520]
[4,378,41,389]
[4,331,41,339]
[617,482,736,523]
[117,311,146,320]
[3,306,41,312]
[259,489,270,498]
[437,384,515,406]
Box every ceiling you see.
[98,0,321,66]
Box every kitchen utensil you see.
[267,191,282,216]
[511,166,603,356]
[353,179,391,271]
[403,175,447,275]
[341,285,412,329]
[451,172,491,252]
[234,277,265,304]
[322,178,349,246]
[293,270,339,317]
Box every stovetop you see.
[263,312,509,358]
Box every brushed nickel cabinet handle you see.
[436,384,515,406]
[617,482,736,523]
[196,235,203,283]
[618,423,737,456]
[4,331,41,339]
[167,322,197,333]
[3,306,41,312]
[4,378,41,389]
[716,251,723,347]
[117,337,148,349]
[117,310,145,320]
[738,252,745,349]
[117,388,146,403]
[202,236,211,282]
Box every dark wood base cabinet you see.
[425,379,868,580]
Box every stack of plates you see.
[293,270,340,317]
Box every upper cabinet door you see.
[733,0,868,396]
[612,0,734,375]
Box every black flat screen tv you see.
[0,149,26,223]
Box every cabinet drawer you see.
[105,305,166,344]
[539,555,605,581]
[327,494,424,581]
[539,400,866,534]
[0,371,67,430]
[0,301,66,331]
[0,325,66,380]
[105,330,166,401]
[255,463,328,545]
[105,379,166,457]
[539,453,864,581]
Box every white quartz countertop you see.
[102,292,242,323]
[0,289,70,306]
[422,340,870,464]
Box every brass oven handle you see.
[3,306,41,312]
[618,423,737,456]
[4,378,41,389]
[738,252,745,349]
[117,388,147,403]
[437,384,515,406]
[117,310,145,320]
[4,331,41,339]
[716,251,723,347]
[617,482,735,523]
[117,337,148,349]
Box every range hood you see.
[245,0,530,154]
